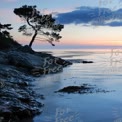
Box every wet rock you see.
[7,51,38,69]
[0,45,72,121]
[67,59,93,64]
[55,84,114,94]
[82,60,93,63]
[6,49,71,75]
[55,85,92,94]
[16,45,35,54]
[0,64,43,121]
[18,80,29,87]
[55,57,72,66]
[0,52,8,64]
[0,83,43,121]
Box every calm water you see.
[33,49,122,122]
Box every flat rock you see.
[67,59,93,63]
[55,84,114,94]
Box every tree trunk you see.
[29,31,37,47]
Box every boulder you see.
[7,51,44,69]
[0,52,8,64]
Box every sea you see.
[32,49,122,122]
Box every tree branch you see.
[27,18,35,30]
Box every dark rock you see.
[16,45,35,54]
[0,45,72,121]
[55,85,91,94]
[0,64,43,121]
[55,58,72,66]
[6,50,70,75]
[55,84,114,94]
[82,61,93,63]
[0,52,8,64]
[7,51,36,69]
[18,81,29,87]
[67,59,93,64]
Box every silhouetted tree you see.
[0,23,20,49]
[0,23,13,38]
[14,5,64,47]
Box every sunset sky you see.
[1,0,122,49]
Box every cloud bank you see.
[56,6,122,27]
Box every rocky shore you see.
[0,45,72,122]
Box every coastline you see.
[0,45,72,122]
[0,46,95,121]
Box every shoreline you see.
[0,45,95,121]
[0,45,72,122]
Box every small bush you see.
[0,33,21,50]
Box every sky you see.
[1,0,122,49]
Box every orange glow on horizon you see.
[17,38,122,47]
